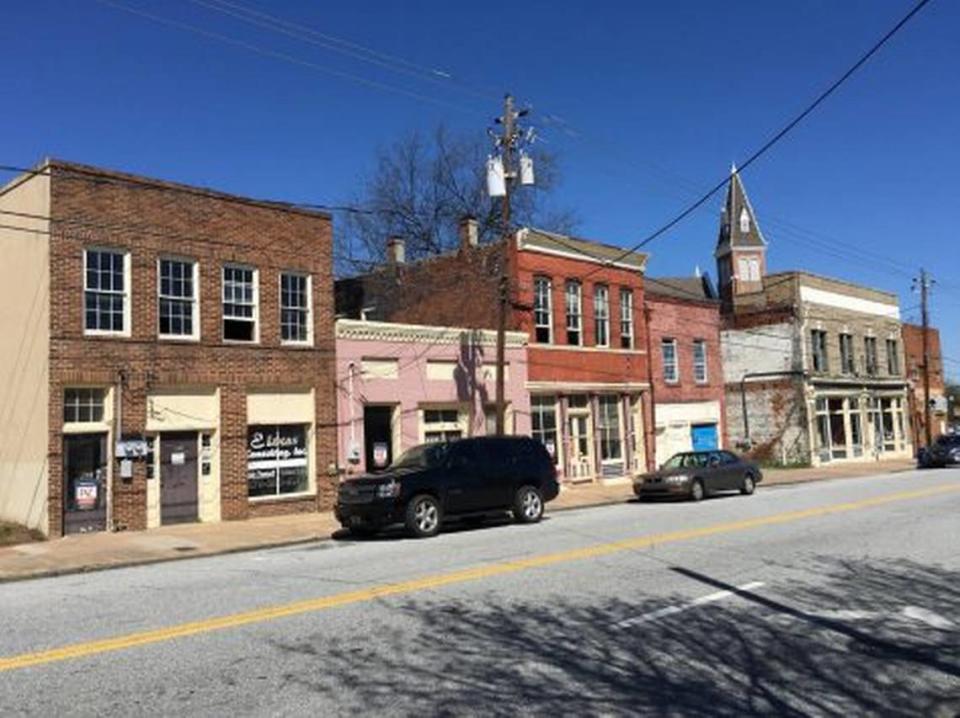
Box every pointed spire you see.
[715,167,767,257]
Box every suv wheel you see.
[513,486,544,524]
[740,473,756,495]
[405,494,442,538]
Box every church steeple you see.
[715,166,768,311]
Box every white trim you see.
[222,263,260,344]
[799,285,900,319]
[83,247,132,338]
[157,256,201,341]
[279,271,313,347]
[594,284,609,348]
[533,275,554,344]
[336,319,527,347]
[527,381,650,392]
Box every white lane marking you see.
[790,606,955,629]
[615,581,766,628]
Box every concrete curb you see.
[0,466,919,584]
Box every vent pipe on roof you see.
[386,236,405,264]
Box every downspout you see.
[740,370,807,447]
[643,306,657,470]
[111,369,125,532]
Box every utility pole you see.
[488,94,533,435]
[918,268,933,448]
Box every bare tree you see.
[338,124,577,274]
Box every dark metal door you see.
[160,432,199,524]
[63,433,108,534]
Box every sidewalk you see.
[0,458,915,583]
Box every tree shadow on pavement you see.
[268,556,960,716]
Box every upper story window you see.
[739,207,751,234]
[619,288,634,349]
[158,258,199,340]
[281,272,311,344]
[63,388,105,423]
[222,265,258,342]
[886,339,900,375]
[839,333,855,375]
[84,249,129,335]
[811,329,828,372]
[594,284,609,347]
[565,280,582,346]
[693,339,707,384]
[661,338,678,383]
[864,336,878,376]
[533,276,552,344]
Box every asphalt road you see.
[1,468,959,717]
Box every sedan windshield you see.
[391,443,448,470]
[661,453,707,470]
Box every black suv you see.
[918,433,960,468]
[335,437,560,538]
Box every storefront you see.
[246,389,316,506]
[61,387,114,535]
[809,386,912,465]
[530,389,646,483]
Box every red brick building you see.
[902,323,947,447]
[644,276,726,464]
[336,222,652,482]
[0,160,337,537]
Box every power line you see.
[93,0,480,115]
[575,0,932,281]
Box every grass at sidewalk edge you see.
[0,466,918,585]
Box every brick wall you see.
[46,161,337,536]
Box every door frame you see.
[159,431,200,525]
[62,432,109,535]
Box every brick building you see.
[0,160,337,537]
[644,276,726,464]
[336,220,652,482]
[902,323,947,447]
[716,169,912,466]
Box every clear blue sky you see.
[3,0,957,379]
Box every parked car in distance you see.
[335,436,560,538]
[917,434,960,468]
[634,450,762,501]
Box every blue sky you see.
[2,0,957,379]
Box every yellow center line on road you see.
[2,482,958,673]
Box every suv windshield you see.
[391,443,449,470]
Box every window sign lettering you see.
[247,424,309,497]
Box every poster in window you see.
[247,425,308,497]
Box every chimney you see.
[386,236,405,264]
[458,216,479,250]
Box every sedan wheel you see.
[740,474,756,496]
[405,495,441,538]
[690,479,705,502]
[513,486,544,524]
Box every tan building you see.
[0,160,337,537]
[717,169,912,466]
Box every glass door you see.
[63,433,107,534]
[566,395,594,481]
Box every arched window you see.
[739,207,751,234]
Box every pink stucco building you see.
[336,319,530,475]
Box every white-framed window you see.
[158,257,199,339]
[247,424,310,497]
[530,395,559,464]
[661,338,678,383]
[63,388,106,424]
[840,333,855,374]
[693,339,707,384]
[737,256,760,281]
[598,395,622,462]
[864,337,878,376]
[533,276,552,344]
[565,280,582,346]
[886,338,900,375]
[620,288,634,349]
[280,272,312,344]
[222,265,258,342]
[739,207,751,234]
[594,284,609,347]
[422,407,463,443]
[84,248,130,335]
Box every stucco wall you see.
[336,320,530,475]
[721,322,798,383]
[0,172,50,532]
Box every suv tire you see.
[513,486,544,524]
[405,494,442,538]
